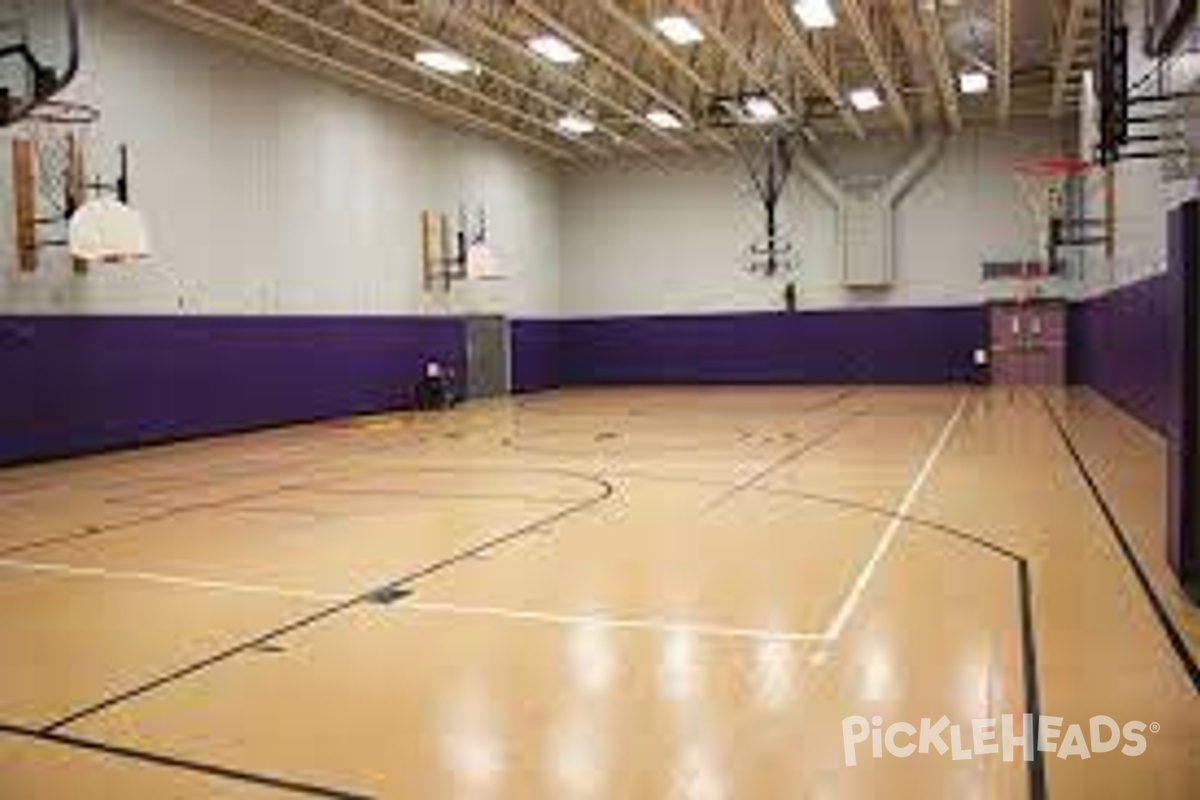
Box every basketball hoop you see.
[15,99,98,219]
[734,124,803,277]
[25,98,100,126]
[9,97,99,271]
[1013,156,1093,267]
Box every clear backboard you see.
[0,0,80,127]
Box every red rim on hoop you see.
[1012,156,1093,178]
[25,99,101,126]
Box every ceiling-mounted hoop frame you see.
[727,122,807,280]
[0,0,83,128]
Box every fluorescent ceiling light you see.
[655,15,705,45]
[848,87,882,111]
[558,113,596,136]
[528,35,582,65]
[646,109,684,130]
[743,96,781,122]
[414,50,477,75]
[959,70,991,95]
[794,0,837,29]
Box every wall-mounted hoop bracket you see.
[421,204,500,292]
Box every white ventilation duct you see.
[795,136,944,287]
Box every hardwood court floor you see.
[0,387,1197,799]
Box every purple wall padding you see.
[557,306,988,385]
[0,305,1017,465]
[1069,274,1169,433]
[510,319,562,393]
[0,316,464,466]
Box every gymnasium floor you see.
[0,386,1197,799]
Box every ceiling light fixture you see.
[558,113,597,136]
[794,0,837,29]
[646,109,685,130]
[744,96,781,122]
[848,87,883,111]
[654,15,705,45]
[959,71,991,95]
[528,35,582,65]
[414,50,478,75]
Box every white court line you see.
[822,394,970,640]
[0,397,966,647]
[0,558,829,644]
[0,558,352,604]
[403,600,831,643]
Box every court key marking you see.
[0,397,969,649]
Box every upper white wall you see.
[0,0,561,317]
[560,122,1067,317]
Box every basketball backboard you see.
[0,0,80,127]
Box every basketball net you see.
[17,100,97,225]
[1012,156,1090,302]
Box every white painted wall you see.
[560,122,1068,316]
[7,0,1184,322]
[0,0,561,317]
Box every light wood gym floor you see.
[0,386,1197,799]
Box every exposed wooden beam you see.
[677,0,795,115]
[594,0,714,96]
[1051,0,1088,117]
[516,1,685,119]
[342,0,619,155]
[886,0,937,123]
[759,0,864,138]
[134,0,573,159]
[445,5,663,158]
[840,0,913,134]
[249,0,600,155]
[522,0,733,152]
[128,0,1082,158]
[918,1,962,131]
[996,0,1013,123]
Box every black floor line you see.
[1040,394,1200,693]
[704,394,862,508]
[810,497,1047,799]
[0,466,603,560]
[508,387,859,420]
[1017,561,1049,800]
[39,474,615,734]
[0,481,317,559]
[505,389,860,458]
[610,464,1050,798]
[0,723,372,799]
[6,399,1054,796]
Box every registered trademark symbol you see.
[1150,722,1161,733]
